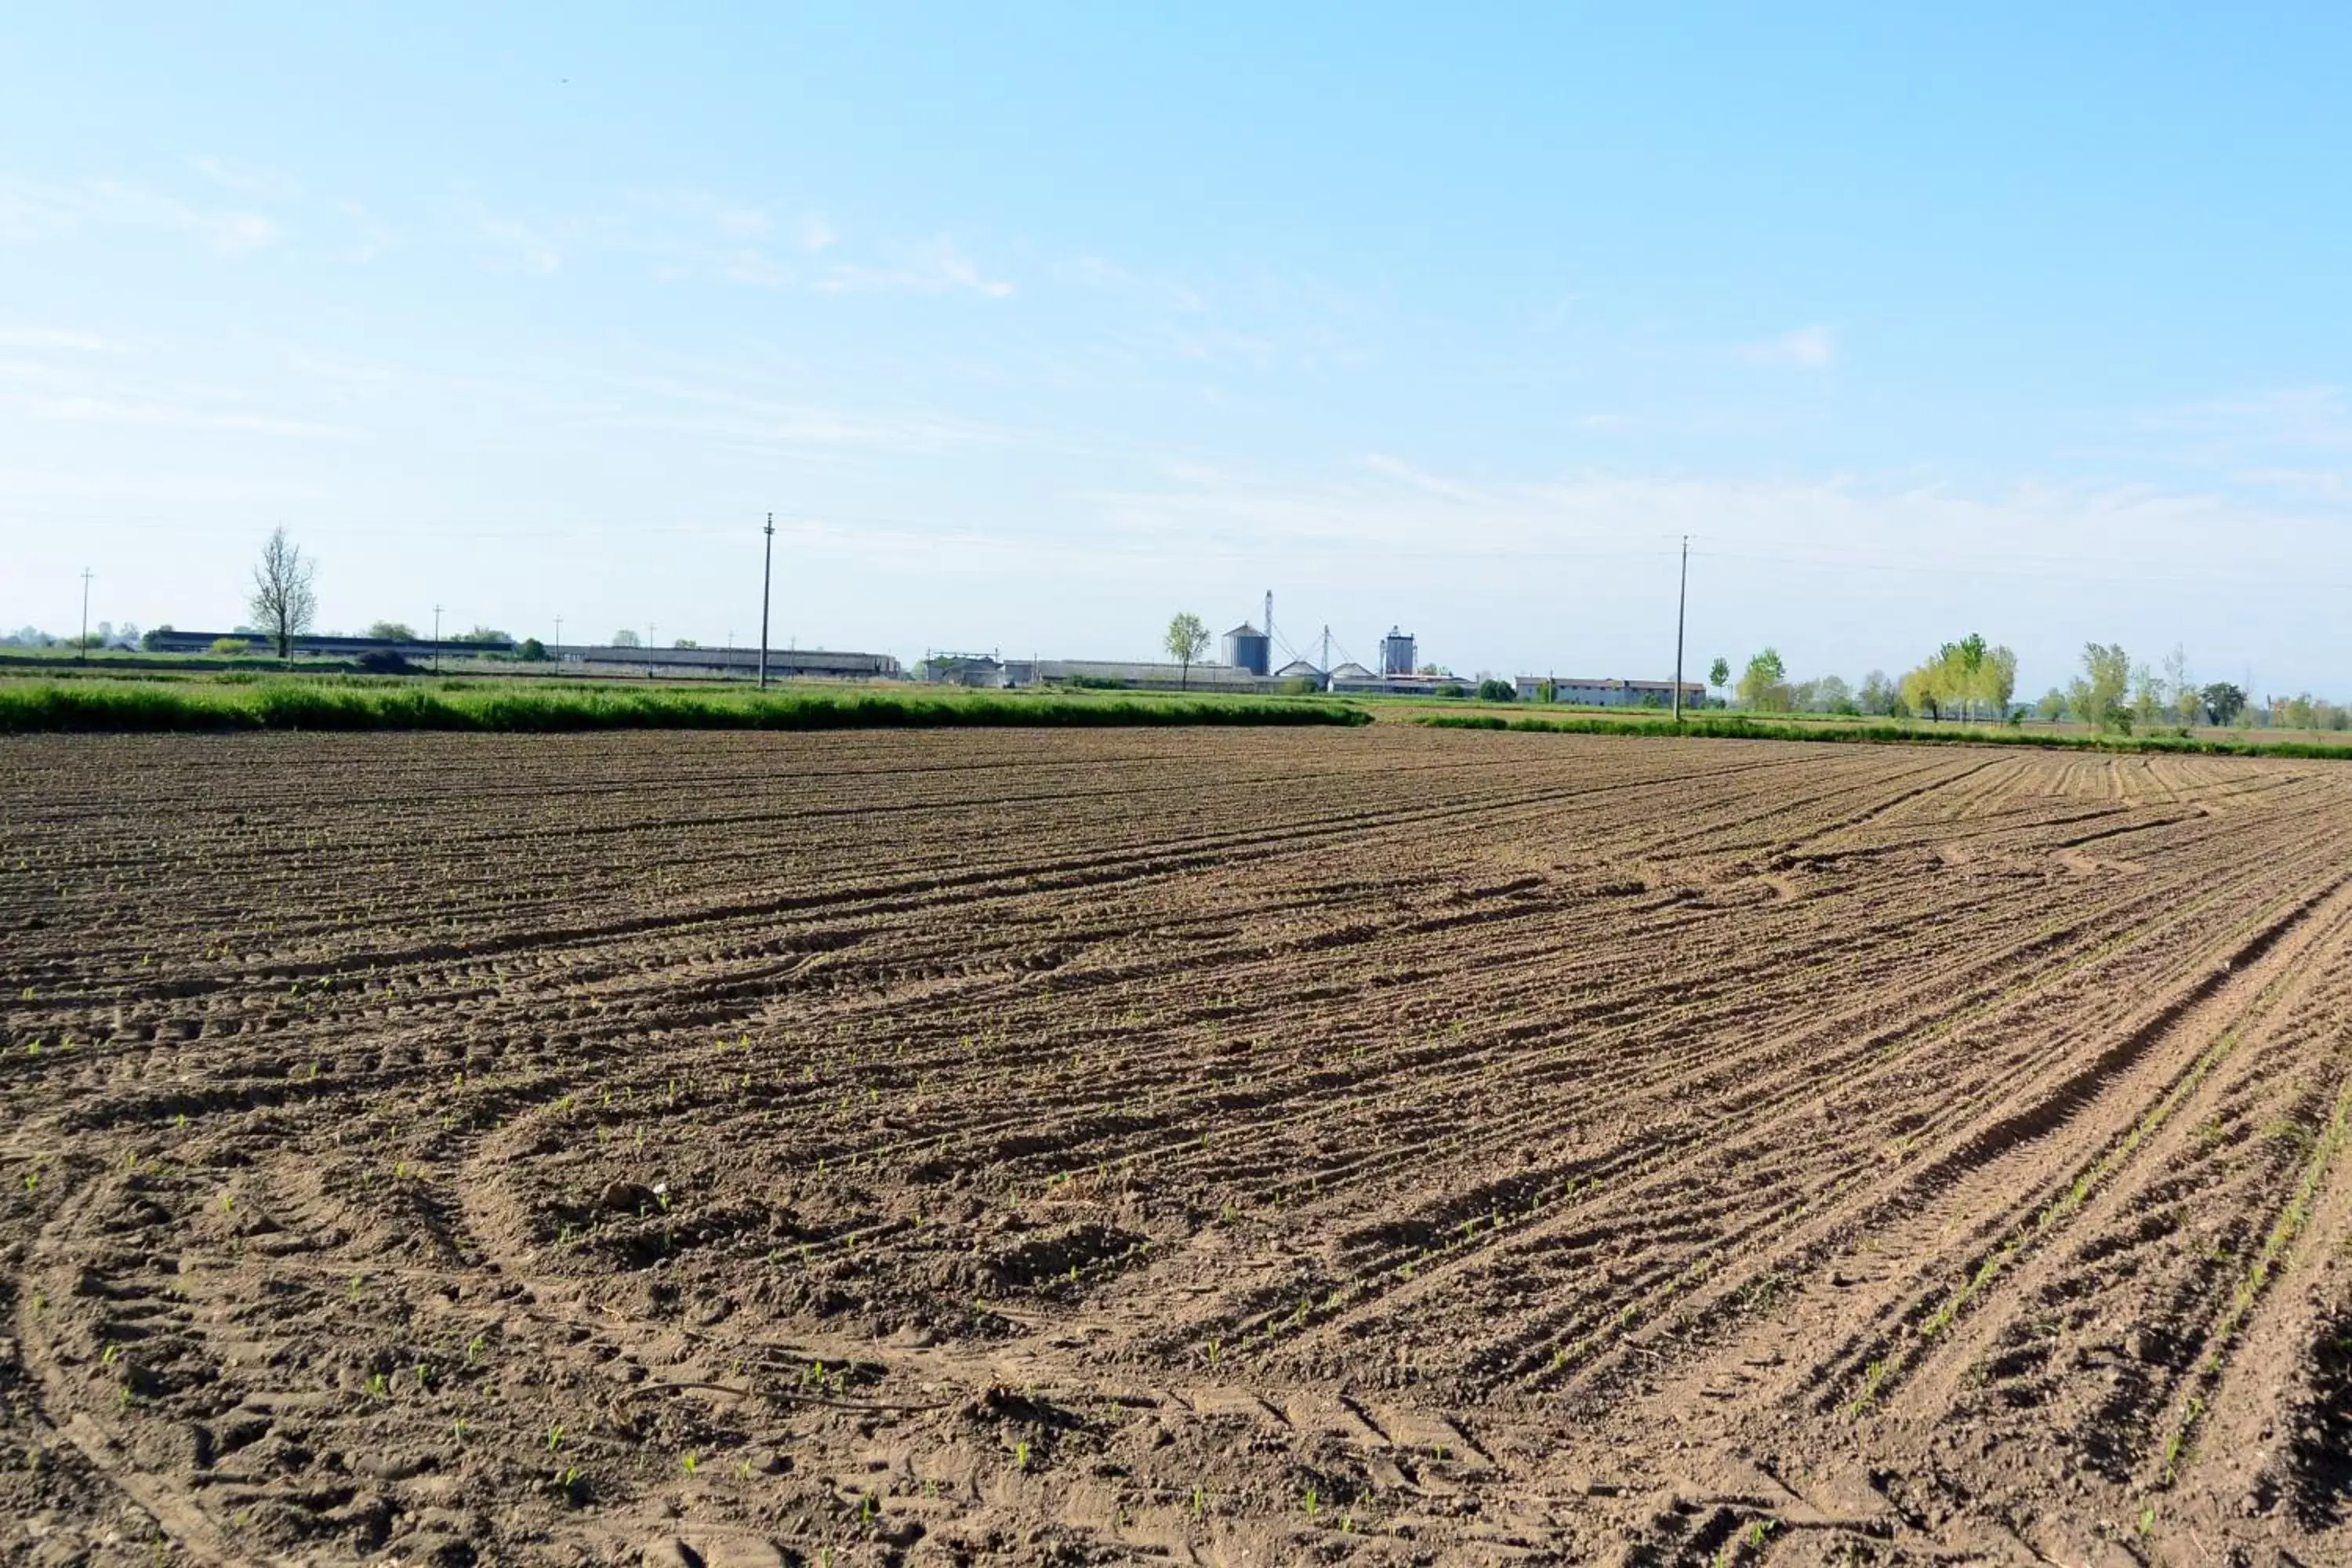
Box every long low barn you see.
[143,631,900,679]
[1514,676,1707,706]
[147,630,518,659]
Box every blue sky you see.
[5,5,2349,693]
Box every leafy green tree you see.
[140,625,174,652]
[1900,664,1944,720]
[452,626,511,646]
[2069,643,2132,731]
[1707,657,1730,704]
[1163,612,1209,688]
[1981,644,2017,719]
[2035,688,2067,723]
[1858,670,1895,715]
[2200,681,2247,727]
[1476,677,1515,702]
[1737,648,1790,710]
[366,620,417,641]
[2131,662,2165,730]
[517,637,548,662]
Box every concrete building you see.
[1000,659,1265,691]
[1513,676,1706,707]
[1329,670,1475,697]
[1221,623,1271,677]
[146,629,517,660]
[141,629,900,680]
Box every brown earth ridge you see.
[3,728,2350,1566]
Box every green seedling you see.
[546,1422,565,1452]
[1014,1439,1030,1471]
[681,1451,699,1475]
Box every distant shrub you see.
[210,637,252,656]
[356,650,416,675]
[1436,682,1467,699]
[1281,675,1321,696]
[1476,678,1515,703]
[517,637,548,662]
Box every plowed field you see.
[5,729,2352,1566]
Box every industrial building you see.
[142,630,899,680]
[1513,675,1707,706]
[996,658,1265,691]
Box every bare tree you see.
[1164,612,1209,690]
[249,527,318,659]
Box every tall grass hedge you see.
[0,681,1372,734]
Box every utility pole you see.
[1672,535,1690,725]
[759,512,775,691]
[433,604,443,675]
[1264,590,1274,665]
[647,624,655,680]
[78,568,93,662]
[1320,625,1330,674]
[554,615,563,659]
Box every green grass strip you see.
[0,681,1372,735]
[1420,712,2352,760]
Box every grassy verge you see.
[0,679,1372,734]
[1421,711,2352,760]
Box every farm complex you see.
[5,728,2352,1564]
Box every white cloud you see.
[0,328,123,354]
[800,215,839,252]
[816,241,1013,298]
[1,390,350,437]
[597,376,1007,454]
[335,201,392,263]
[1741,324,1835,368]
[0,176,279,253]
[2161,386,2351,452]
[190,156,303,200]
[475,211,563,274]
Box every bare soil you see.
[5,728,2351,1566]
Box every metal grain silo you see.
[1381,628,1417,677]
[1222,622,1270,676]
